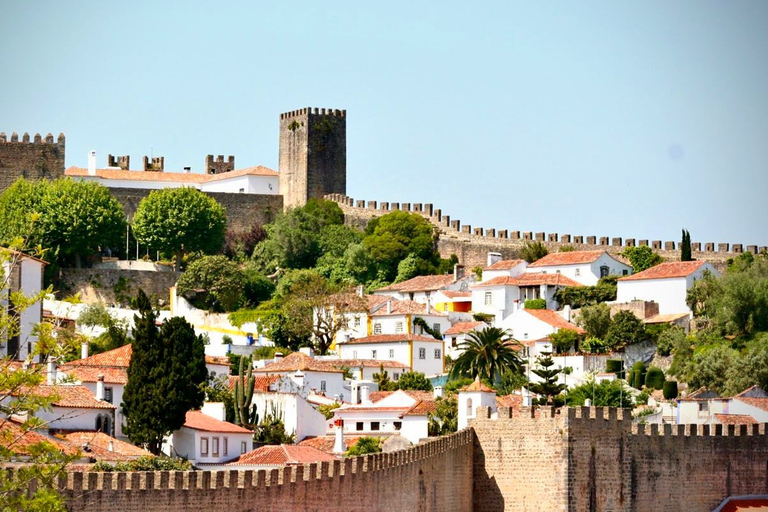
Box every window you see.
[238,188,245,193]
[467,398,474,418]
[223,437,228,456]
[200,437,209,456]
[433,323,441,334]
[371,350,377,359]
[623,269,629,276]
[320,380,327,392]
[389,349,395,358]
[600,265,609,278]
[393,373,400,381]
[434,349,441,359]
[452,337,458,347]
[419,348,426,359]
[575,268,581,277]
[395,322,403,333]
[374,323,382,334]
[356,422,364,431]
[352,350,357,359]
[484,292,492,305]
[555,270,561,274]
[354,316,361,328]
[212,437,220,457]
[371,421,380,431]
[699,403,709,412]
[393,421,402,430]
[104,387,113,404]
[241,441,247,454]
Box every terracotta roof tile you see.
[183,411,251,433]
[205,355,231,366]
[377,275,456,293]
[329,359,410,369]
[406,399,437,416]
[297,435,363,454]
[485,259,526,270]
[369,390,434,403]
[496,394,523,411]
[734,397,768,413]
[713,414,758,425]
[226,374,281,391]
[0,419,78,456]
[444,321,485,335]
[524,310,586,333]
[528,250,607,267]
[68,345,132,368]
[56,431,153,460]
[618,260,707,281]
[202,165,278,181]
[438,291,472,299]
[31,384,116,409]
[254,352,345,374]
[227,444,335,466]
[65,165,277,183]
[475,273,582,288]
[371,299,446,317]
[60,366,128,385]
[344,334,443,345]
[460,378,495,393]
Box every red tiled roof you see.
[496,394,523,411]
[344,334,443,345]
[203,165,278,181]
[474,273,582,288]
[524,309,586,333]
[228,444,335,466]
[444,321,485,335]
[56,431,153,460]
[68,344,132,368]
[253,352,345,374]
[618,260,707,281]
[716,497,768,512]
[205,355,231,366]
[369,390,434,403]
[183,411,251,433]
[32,385,116,409]
[371,299,446,316]
[367,294,392,311]
[0,419,78,456]
[713,414,758,425]
[297,435,363,454]
[65,165,277,183]
[734,397,768,413]
[330,359,410,370]
[438,291,472,299]
[460,378,495,393]
[60,365,128,385]
[226,374,281,392]
[406,399,437,416]
[377,275,456,293]
[485,259,526,271]
[528,250,607,267]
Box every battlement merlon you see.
[280,107,347,120]
[0,132,65,145]
[107,154,130,170]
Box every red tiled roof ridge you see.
[475,273,582,288]
[618,260,707,281]
[528,250,607,268]
[65,165,277,183]
[523,309,586,333]
[253,352,345,374]
[370,299,446,316]
[183,410,251,433]
[343,334,443,345]
[485,259,526,270]
[444,321,485,335]
[68,344,133,368]
[376,274,456,293]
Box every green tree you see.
[177,255,244,312]
[554,278,617,308]
[621,246,663,273]
[685,345,738,394]
[77,302,131,355]
[576,303,612,339]
[132,187,226,271]
[495,369,528,394]
[655,326,686,357]
[604,311,646,349]
[122,291,208,454]
[681,229,693,262]
[373,365,397,391]
[394,253,421,283]
[450,327,524,383]
[396,371,434,391]
[254,403,294,445]
[645,366,665,390]
[317,402,341,419]
[565,379,633,407]
[0,178,46,249]
[549,329,580,354]
[241,263,276,307]
[428,396,458,436]
[581,337,609,354]
[346,436,381,457]
[525,352,567,405]
[724,338,768,395]
[519,241,549,263]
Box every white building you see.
[328,359,411,381]
[472,273,582,321]
[253,352,347,400]
[482,258,528,281]
[165,409,252,468]
[501,308,585,352]
[338,334,445,377]
[616,261,719,315]
[30,381,117,435]
[442,321,488,359]
[373,272,475,304]
[331,389,434,445]
[251,392,328,442]
[205,355,231,380]
[457,379,497,430]
[0,249,46,361]
[368,299,452,338]
[525,250,633,286]
[676,386,768,425]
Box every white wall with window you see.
[251,392,327,441]
[524,252,632,286]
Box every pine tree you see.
[525,352,567,406]
[122,290,207,454]
[681,229,693,262]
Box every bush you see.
[577,303,612,339]
[631,361,646,389]
[605,311,647,349]
[581,337,609,354]
[656,326,686,357]
[177,255,244,312]
[346,436,382,457]
[524,298,546,310]
[554,283,617,309]
[605,359,623,374]
[635,389,651,405]
[520,241,549,263]
[644,367,665,390]
[550,329,580,353]
[663,380,679,399]
[91,456,191,472]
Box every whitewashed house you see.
[165,408,252,469]
[253,352,347,400]
[482,258,528,281]
[0,249,46,361]
[472,273,582,321]
[328,359,411,381]
[616,261,719,315]
[368,299,452,339]
[501,309,585,356]
[442,321,488,359]
[373,271,474,304]
[457,379,497,430]
[525,250,633,286]
[338,334,445,377]
[251,391,328,442]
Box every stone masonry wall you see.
[0,132,65,192]
[58,430,474,512]
[325,194,765,272]
[57,268,181,305]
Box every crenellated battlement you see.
[205,154,235,175]
[107,154,130,170]
[280,107,346,120]
[323,193,766,268]
[142,156,165,172]
[0,132,65,145]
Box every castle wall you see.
[56,268,181,305]
[324,194,764,272]
[57,430,474,512]
[0,132,65,191]
[108,188,282,232]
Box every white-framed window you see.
[241,441,247,454]
[200,437,209,457]
[371,350,377,359]
[352,350,358,358]
[575,268,581,277]
[395,322,403,333]
[433,323,441,334]
[223,437,228,456]
[434,349,441,359]
[356,422,364,431]
[320,380,327,392]
[389,349,395,358]
[371,421,380,431]
[467,398,474,418]
[212,437,220,457]
[374,323,382,334]
[419,348,426,359]
[484,291,492,305]
[354,316,361,327]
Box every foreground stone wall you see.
[60,430,474,512]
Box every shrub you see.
[524,298,546,310]
[177,255,244,312]
[631,361,646,389]
[91,456,191,472]
[644,367,665,390]
[346,436,382,457]
[550,329,580,353]
[656,326,686,357]
[663,380,679,399]
[605,311,647,349]
[635,389,651,405]
[520,241,549,263]
[581,337,609,354]
[605,359,623,374]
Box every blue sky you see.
[2,1,767,246]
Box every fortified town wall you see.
[0,132,65,190]
[325,193,766,271]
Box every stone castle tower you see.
[0,132,65,191]
[278,107,346,208]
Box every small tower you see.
[457,377,497,430]
[278,107,346,208]
[205,155,235,175]
[0,131,65,192]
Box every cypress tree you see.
[122,290,207,454]
[681,229,692,262]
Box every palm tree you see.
[449,327,524,383]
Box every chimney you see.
[183,166,191,174]
[386,300,392,314]
[350,383,359,404]
[46,357,57,385]
[434,386,444,398]
[96,374,105,401]
[487,252,502,267]
[454,264,465,281]
[356,285,364,298]
[81,342,89,360]
[108,440,114,452]
[201,402,227,421]
[299,347,314,357]
[333,419,345,454]
[425,297,431,314]
[274,352,284,361]
[562,305,572,323]
[360,385,370,405]
[87,150,97,176]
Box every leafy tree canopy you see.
[604,310,647,349]
[621,246,663,273]
[566,379,633,408]
[396,371,434,391]
[450,327,523,383]
[576,303,612,340]
[177,255,244,312]
[519,241,549,263]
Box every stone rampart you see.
[325,194,765,270]
[0,132,65,191]
[57,268,181,305]
[57,429,474,512]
